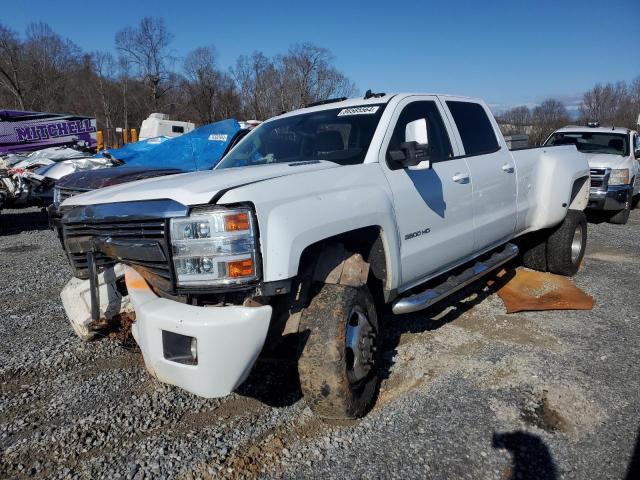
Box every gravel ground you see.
[1,206,639,479]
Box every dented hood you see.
[584,153,632,170]
[56,166,185,190]
[62,161,340,207]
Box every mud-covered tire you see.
[298,283,380,419]
[520,230,548,272]
[546,210,587,276]
[609,193,632,224]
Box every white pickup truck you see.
[57,93,590,419]
[544,124,640,224]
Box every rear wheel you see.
[298,283,380,419]
[546,210,587,276]
[520,230,548,272]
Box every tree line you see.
[497,78,640,145]
[0,17,355,132]
[0,16,638,144]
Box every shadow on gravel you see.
[236,334,304,408]
[585,210,613,225]
[626,426,640,480]
[493,430,558,480]
[0,209,50,235]
[378,266,517,384]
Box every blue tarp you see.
[108,119,241,171]
[99,136,170,163]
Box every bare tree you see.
[497,105,532,135]
[91,51,118,133]
[22,22,80,111]
[233,44,356,120]
[279,43,355,110]
[115,17,174,109]
[0,24,26,109]
[530,99,570,145]
[233,52,281,119]
[580,81,628,125]
[184,47,224,123]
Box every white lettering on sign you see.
[337,106,380,116]
[208,134,228,141]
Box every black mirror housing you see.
[388,141,431,168]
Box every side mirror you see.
[635,149,640,160]
[388,118,432,169]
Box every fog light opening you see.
[162,330,198,365]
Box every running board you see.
[392,243,519,315]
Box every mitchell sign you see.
[0,110,97,154]
[15,118,96,141]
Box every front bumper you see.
[125,266,272,398]
[587,185,632,211]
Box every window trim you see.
[444,99,501,158]
[383,98,456,170]
[449,145,502,160]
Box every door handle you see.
[452,172,470,184]
[502,163,515,173]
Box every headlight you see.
[170,207,258,287]
[53,186,61,206]
[609,169,630,186]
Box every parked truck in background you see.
[56,92,590,419]
[544,124,640,224]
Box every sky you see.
[2,0,639,113]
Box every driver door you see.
[380,97,474,288]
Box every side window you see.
[446,101,499,156]
[172,125,185,133]
[386,101,453,169]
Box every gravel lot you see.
[1,206,639,479]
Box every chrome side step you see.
[392,243,519,315]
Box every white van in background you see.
[139,113,195,140]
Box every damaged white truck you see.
[57,93,590,418]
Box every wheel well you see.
[569,175,590,210]
[298,226,388,305]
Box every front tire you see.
[608,191,632,224]
[298,283,380,419]
[546,210,587,276]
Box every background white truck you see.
[57,92,590,419]
[544,124,640,224]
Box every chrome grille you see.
[589,168,609,190]
[63,219,173,283]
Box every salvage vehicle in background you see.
[48,119,252,238]
[544,124,640,224]
[56,92,590,419]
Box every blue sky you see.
[3,0,639,113]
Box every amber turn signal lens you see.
[224,212,250,231]
[228,259,254,278]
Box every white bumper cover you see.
[125,267,272,398]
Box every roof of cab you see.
[273,93,483,120]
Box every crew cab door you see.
[380,97,474,288]
[443,99,517,251]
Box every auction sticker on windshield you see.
[337,106,380,116]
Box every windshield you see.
[216,105,386,169]
[545,131,629,156]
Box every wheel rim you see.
[345,307,376,384]
[571,224,584,264]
